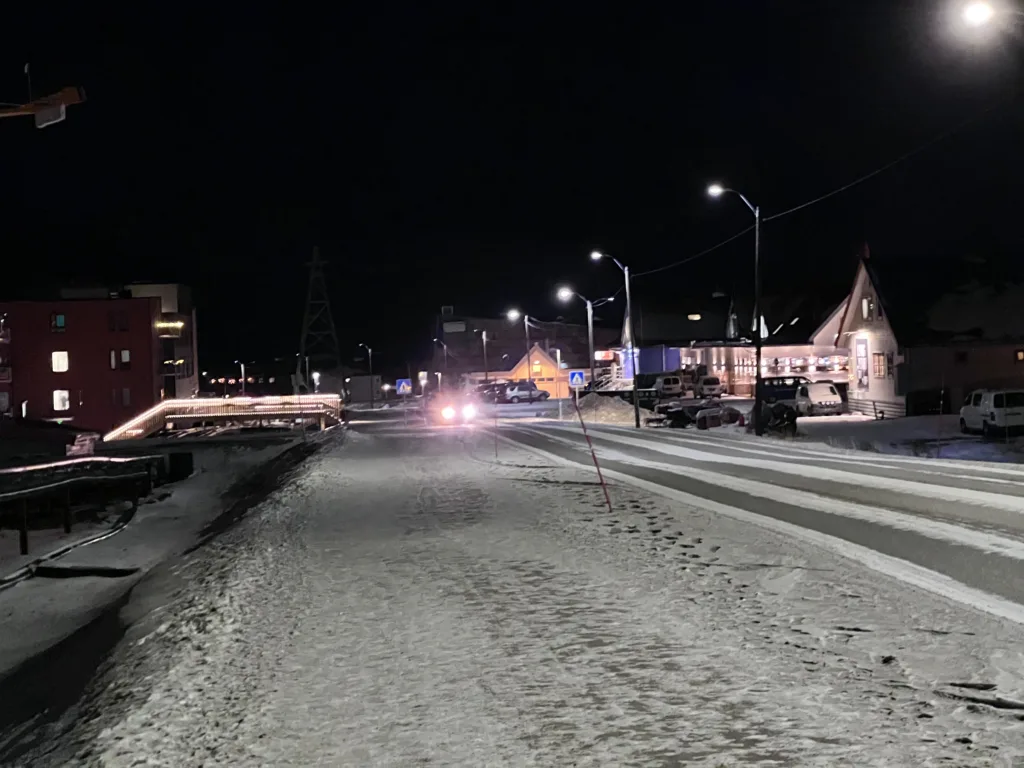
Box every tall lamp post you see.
[359,343,374,409]
[556,286,614,392]
[707,182,763,435]
[506,309,532,384]
[432,338,449,370]
[591,251,641,428]
[475,329,490,382]
[234,360,247,396]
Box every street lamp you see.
[475,329,490,382]
[506,309,533,384]
[359,343,374,409]
[591,251,641,428]
[707,182,764,435]
[432,337,449,370]
[963,1,995,26]
[556,286,614,393]
[234,360,247,395]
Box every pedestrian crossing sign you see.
[569,370,585,388]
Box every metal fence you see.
[0,455,165,557]
[103,394,344,441]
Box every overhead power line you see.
[633,102,1000,279]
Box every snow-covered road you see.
[10,426,1024,766]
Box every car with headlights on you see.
[427,394,479,425]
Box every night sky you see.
[4,2,1024,376]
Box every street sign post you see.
[396,378,413,396]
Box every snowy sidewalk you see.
[0,442,301,684]
[14,428,1023,766]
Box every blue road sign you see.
[396,378,413,395]
[568,370,586,388]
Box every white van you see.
[695,376,726,398]
[960,389,1024,436]
[653,375,684,398]
[794,382,843,416]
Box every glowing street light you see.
[707,181,765,435]
[359,343,374,408]
[963,1,995,26]
[556,286,613,392]
[590,251,641,428]
[506,309,533,384]
[432,337,449,370]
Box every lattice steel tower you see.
[297,246,341,385]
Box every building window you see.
[50,313,66,332]
[122,387,131,407]
[117,349,131,370]
[861,296,876,321]
[53,389,70,411]
[51,351,69,372]
[1016,350,1024,363]
[872,352,886,378]
[110,350,117,370]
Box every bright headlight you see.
[462,404,477,419]
[441,406,456,420]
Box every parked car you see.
[504,381,550,404]
[794,382,843,416]
[960,389,1024,436]
[761,376,812,404]
[473,382,506,403]
[695,375,726,398]
[653,374,684,398]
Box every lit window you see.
[119,349,131,370]
[53,389,70,411]
[1016,350,1024,363]
[51,351,69,372]
[110,350,116,370]
[872,352,886,378]
[687,314,702,321]
[50,313,66,332]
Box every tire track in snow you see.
[502,427,1024,626]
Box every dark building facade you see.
[0,283,198,433]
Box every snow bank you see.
[559,393,655,425]
[797,414,1024,462]
[0,438,308,682]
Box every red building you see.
[0,284,198,433]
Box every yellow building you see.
[505,343,585,399]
